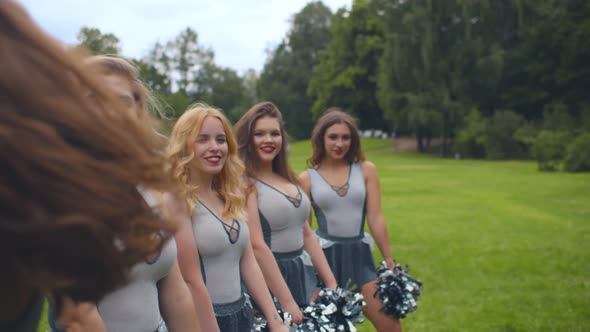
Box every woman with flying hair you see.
[233,102,337,311]
[48,55,201,332]
[167,104,288,332]
[0,2,179,331]
[299,109,402,332]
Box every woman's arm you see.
[362,161,395,269]
[240,243,289,332]
[167,194,220,332]
[302,222,337,290]
[158,260,201,332]
[246,190,303,323]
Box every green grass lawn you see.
[291,138,590,332]
[38,138,590,332]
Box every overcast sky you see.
[20,0,350,74]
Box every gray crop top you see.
[98,239,176,332]
[97,189,177,332]
[308,162,367,238]
[192,202,249,304]
[255,179,311,253]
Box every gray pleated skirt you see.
[213,295,253,332]
[274,248,317,306]
[317,230,377,290]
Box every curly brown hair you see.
[308,108,365,168]
[0,0,177,304]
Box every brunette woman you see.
[300,109,402,332]
[1,2,178,331]
[234,102,337,310]
[48,56,200,332]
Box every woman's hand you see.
[282,301,303,324]
[266,317,290,332]
[325,280,338,290]
[59,298,106,332]
[385,257,396,270]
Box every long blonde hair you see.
[168,104,246,220]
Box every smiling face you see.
[252,116,282,165]
[192,115,228,175]
[323,122,352,161]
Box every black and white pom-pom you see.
[252,310,292,332]
[297,287,366,332]
[374,260,423,319]
[252,313,269,332]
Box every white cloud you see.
[20,0,350,74]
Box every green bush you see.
[542,102,575,131]
[513,121,539,146]
[485,110,527,159]
[453,109,487,158]
[580,104,590,133]
[531,131,572,171]
[563,133,590,172]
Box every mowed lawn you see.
[37,138,590,332]
[290,138,590,332]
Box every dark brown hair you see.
[233,101,299,185]
[308,108,365,167]
[0,0,176,303]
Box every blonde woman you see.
[168,104,288,332]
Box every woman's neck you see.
[190,169,216,200]
[256,160,274,178]
[189,166,211,186]
[320,157,348,170]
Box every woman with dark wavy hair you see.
[300,109,402,332]
[0,2,178,331]
[234,102,337,312]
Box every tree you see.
[194,63,250,123]
[258,1,333,139]
[143,28,213,97]
[377,0,507,154]
[162,91,192,120]
[138,27,221,118]
[308,0,385,131]
[133,59,171,96]
[241,69,259,107]
[76,27,121,55]
[499,1,590,121]
[171,28,214,95]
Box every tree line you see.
[77,0,590,171]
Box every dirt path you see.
[392,137,442,151]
